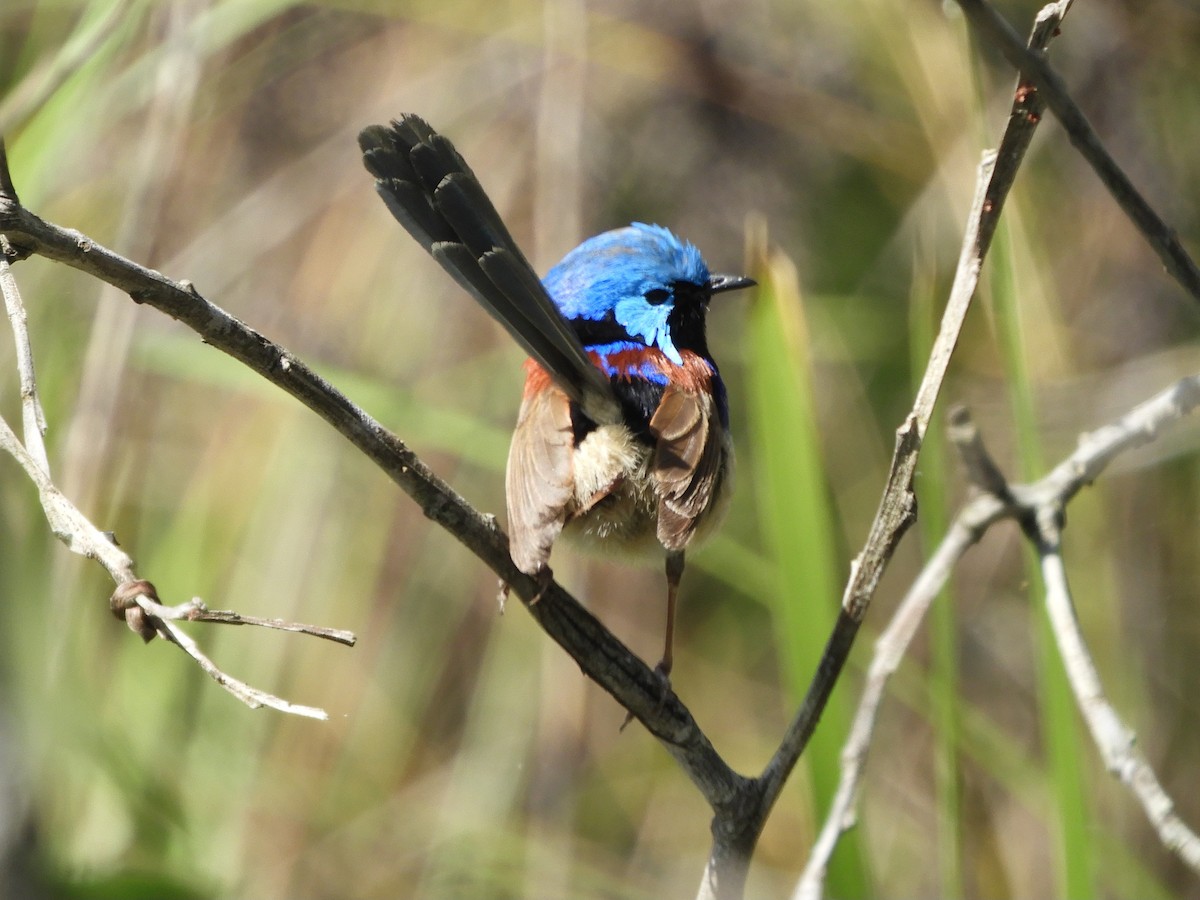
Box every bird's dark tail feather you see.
[359,115,618,425]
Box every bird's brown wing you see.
[649,384,726,552]
[505,377,575,574]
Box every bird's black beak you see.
[708,273,756,295]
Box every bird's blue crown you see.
[542,223,713,372]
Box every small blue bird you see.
[359,115,753,684]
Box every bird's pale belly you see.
[561,422,732,561]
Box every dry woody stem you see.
[0,235,354,721]
[3,0,1200,893]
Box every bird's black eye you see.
[644,288,671,305]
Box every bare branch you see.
[155,616,331,718]
[0,142,743,809]
[1024,376,1200,509]
[0,398,350,724]
[796,376,1200,894]
[701,6,1081,883]
[771,6,1089,891]
[1,240,49,471]
[753,141,1002,837]
[953,0,1200,305]
[0,229,353,718]
[0,382,345,718]
[172,601,358,647]
[107,581,358,648]
[1037,546,1200,872]
[0,143,17,210]
[793,499,1004,900]
[107,582,334,719]
[945,403,1013,501]
[0,405,134,576]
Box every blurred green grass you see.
[2,0,1200,897]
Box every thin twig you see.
[0,239,49,471]
[0,407,348,717]
[155,614,332,720]
[703,8,1070,876]
[945,403,1013,501]
[979,0,1074,251]
[105,581,358,648]
[0,235,352,718]
[793,499,1004,900]
[0,143,17,210]
[0,146,743,808]
[167,598,358,647]
[752,144,999,835]
[953,0,1200,306]
[0,412,134,573]
[781,6,1079,892]
[104,580,332,718]
[795,376,1200,895]
[1036,545,1200,872]
[697,145,1002,894]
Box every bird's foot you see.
[528,566,554,605]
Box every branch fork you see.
[4,0,1200,893]
[1,230,355,721]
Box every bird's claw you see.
[528,566,554,605]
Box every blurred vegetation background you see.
[2,0,1199,897]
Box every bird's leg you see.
[619,550,685,732]
[657,549,685,679]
